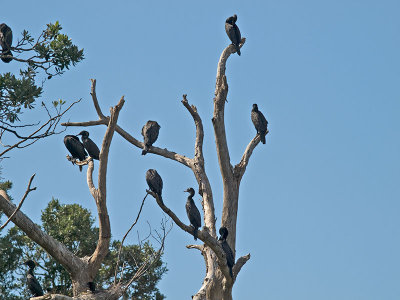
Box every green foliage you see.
[100,241,167,299]
[0,72,42,122]
[0,198,166,299]
[0,21,84,124]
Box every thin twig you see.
[114,194,148,284]
[0,174,36,231]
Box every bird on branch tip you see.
[251,103,268,144]
[77,130,100,160]
[141,120,160,155]
[23,260,44,297]
[225,14,241,56]
[184,187,202,240]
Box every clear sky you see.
[1,0,400,299]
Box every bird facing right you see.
[184,187,202,240]
[251,103,268,144]
[146,169,163,200]
[0,23,13,63]
[23,260,44,297]
[225,14,242,56]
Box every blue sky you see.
[1,0,400,299]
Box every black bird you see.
[225,15,241,56]
[0,23,13,63]
[146,169,163,200]
[141,120,160,155]
[64,135,87,171]
[184,187,201,240]
[77,130,100,160]
[251,103,268,144]
[218,227,234,278]
[87,282,96,293]
[23,260,44,297]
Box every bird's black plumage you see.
[23,260,44,297]
[87,282,96,293]
[218,227,234,278]
[251,104,268,144]
[141,120,160,155]
[146,169,163,200]
[225,15,241,56]
[0,23,13,63]
[184,187,201,240]
[77,130,100,160]
[64,135,87,171]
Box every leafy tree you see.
[0,198,166,299]
[0,21,84,157]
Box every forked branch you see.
[147,190,235,283]
[234,129,269,182]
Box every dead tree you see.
[62,36,267,300]
[0,95,167,299]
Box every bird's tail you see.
[193,227,198,241]
[260,134,266,144]
[1,50,12,63]
[79,165,83,172]
[235,45,241,56]
[142,145,148,155]
[229,266,233,278]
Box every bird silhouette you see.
[225,15,241,56]
[251,104,268,144]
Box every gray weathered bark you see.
[61,37,268,300]
[0,96,132,299]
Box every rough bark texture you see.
[1,34,266,299]
[0,94,128,299]
[62,39,258,300]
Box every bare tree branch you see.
[86,159,96,198]
[147,190,234,283]
[122,218,172,293]
[232,253,251,280]
[0,192,84,275]
[212,38,247,252]
[90,79,106,119]
[181,94,204,162]
[186,244,204,251]
[114,193,148,284]
[233,130,269,182]
[62,81,193,168]
[0,174,36,231]
[0,99,81,158]
[88,96,125,273]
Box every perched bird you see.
[218,227,234,278]
[77,130,100,160]
[64,135,87,171]
[184,187,201,240]
[251,103,268,144]
[0,23,13,63]
[23,260,44,297]
[225,15,241,56]
[141,120,160,155]
[87,282,96,293]
[146,169,163,200]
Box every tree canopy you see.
[0,21,84,158]
[0,198,166,299]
